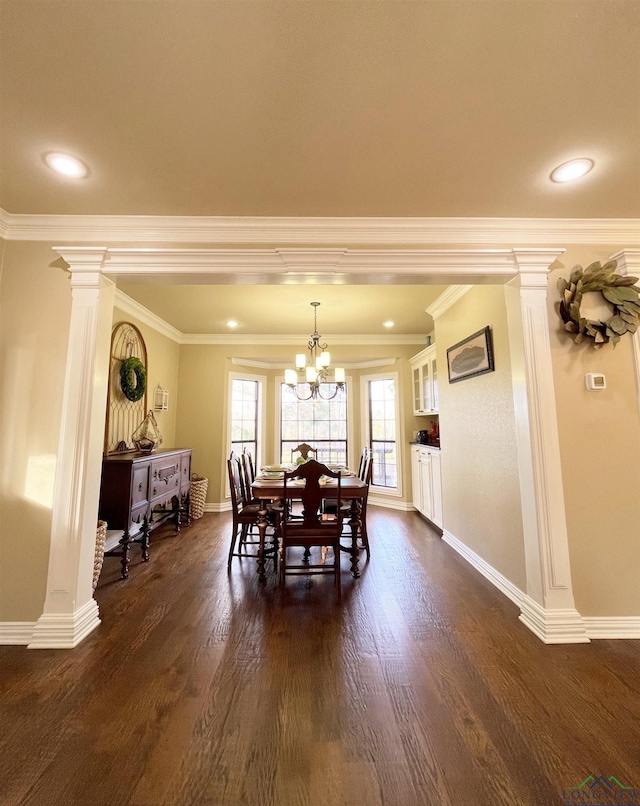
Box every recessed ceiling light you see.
[226,320,238,328]
[43,152,89,178]
[550,158,594,183]
[383,321,395,328]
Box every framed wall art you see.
[446,326,494,383]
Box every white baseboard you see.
[28,599,101,649]
[518,596,589,644]
[442,529,590,644]
[203,502,232,513]
[441,529,525,608]
[584,617,640,640]
[0,622,37,645]
[368,496,414,512]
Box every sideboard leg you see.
[119,531,131,579]
[141,517,150,562]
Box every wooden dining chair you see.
[240,448,258,504]
[332,447,372,559]
[227,454,277,570]
[280,459,342,587]
[290,443,318,464]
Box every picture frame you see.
[446,326,494,383]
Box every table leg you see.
[348,499,361,578]
[256,497,269,582]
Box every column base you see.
[519,595,590,644]
[28,599,101,649]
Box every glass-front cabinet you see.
[410,344,438,415]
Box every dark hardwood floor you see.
[1,509,639,806]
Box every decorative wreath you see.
[558,260,640,348]
[120,356,147,402]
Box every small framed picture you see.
[446,326,494,383]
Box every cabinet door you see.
[419,450,433,520]
[411,447,422,512]
[430,451,442,527]
[431,357,439,412]
[422,361,431,412]
[412,366,422,414]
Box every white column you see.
[506,249,588,643]
[29,248,114,649]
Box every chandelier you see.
[284,302,345,401]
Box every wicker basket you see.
[190,475,208,519]
[94,520,108,590]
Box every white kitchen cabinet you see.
[410,444,443,529]
[410,344,438,415]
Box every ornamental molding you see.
[55,245,549,284]
[231,357,398,369]
[426,285,473,319]
[114,289,183,343]
[0,209,632,245]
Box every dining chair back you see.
[280,459,342,587]
[357,450,373,559]
[240,449,257,504]
[227,454,277,570]
[290,442,318,464]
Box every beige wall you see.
[111,307,181,451]
[548,247,640,617]
[175,342,424,506]
[436,285,527,591]
[0,240,72,621]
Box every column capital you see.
[610,248,640,276]
[511,248,566,288]
[54,246,109,289]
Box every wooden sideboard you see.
[99,448,192,578]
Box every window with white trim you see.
[279,382,348,465]
[228,374,264,468]
[362,374,401,494]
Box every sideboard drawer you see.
[132,463,151,506]
[150,458,181,502]
[180,452,192,492]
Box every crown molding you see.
[426,285,473,319]
[187,333,422,346]
[114,289,183,343]
[0,209,636,245]
[232,357,397,369]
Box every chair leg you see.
[361,521,370,559]
[227,524,238,569]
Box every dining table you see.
[251,470,368,582]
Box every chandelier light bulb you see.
[286,302,346,401]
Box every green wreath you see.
[120,357,147,402]
[558,260,640,348]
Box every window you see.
[280,383,347,465]
[365,376,399,491]
[229,376,262,464]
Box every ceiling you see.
[117,283,447,335]
[1,0,639,219]
[3,1,639,336]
